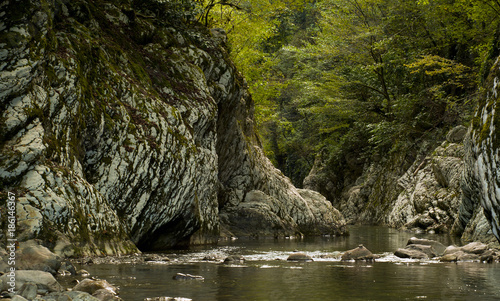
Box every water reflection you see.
[81,226,500,301]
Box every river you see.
[80,226,500,300]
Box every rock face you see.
[0,0,345,254]
[304,123,493,242]
[460,55,500,244]
[387,129,465,234]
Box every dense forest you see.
[162,0,500,188]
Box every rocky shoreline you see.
[2,237,500,301]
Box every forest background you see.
[161,0,500,188]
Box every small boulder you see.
[287,253,313,262]
[443,245,461,255]
[144,297,192,301]
[93,288,124,300]
[341,245,376,261]
[480,250,498,263]
[73,278,118,295]
[405,244,437,258]
[461,242,488,255]
[172,273,204,281]
[60,260,77,275]
[456,252,480,262]
[407,237,446,255]
[18,282,38,300]
[77,269,91,277]
[0,260,10,273]
[440,254,458,262]
[394,248,428,259]
[224,255,245,264]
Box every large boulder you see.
[0,270,63,293]
[16,240,61,275]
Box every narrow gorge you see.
[2,0,500,260]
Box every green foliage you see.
[193,0,496,187]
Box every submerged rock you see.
[144,255,170,262]
[287,253,313,262]
[341,245,376,261]
[172,273,204,281]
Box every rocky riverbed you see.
[2,236,500,301]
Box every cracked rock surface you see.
[0,0,346,254]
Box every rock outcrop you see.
[0,0,345,254]
[459,55,500,245]
[387,127,465,234]
[304,121,496,243]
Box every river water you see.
[81,226,500,300]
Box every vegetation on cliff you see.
[193,0,499,190]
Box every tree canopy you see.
[165,0,500,187]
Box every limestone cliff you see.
[460,56,500,244]
[387,126,466,234]
[0,0,346,255]
[305,124,492,242]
